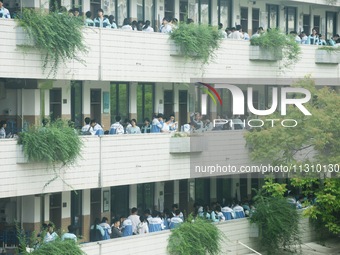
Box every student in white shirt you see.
[136,215,149,234]
[143,20,154,32]
[0,1,11,19]
[128,207,141,234]
[61,225,77,242]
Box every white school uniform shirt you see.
[128,214,141,234]
[143,26,154,32]
[148,217,165,232]
[0,7,11,19]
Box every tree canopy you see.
[245,78,340,234]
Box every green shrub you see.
[250,191,301,254]
[167,217,223,255]
[170,23,223,64]
[250,29,301,68]
[18,120,82,166]
[16,9,87,77]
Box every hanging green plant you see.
[18,120,82,166]
[250,28,301,68]
[169,23,223,64]
[16,9,87,77]
[167,217,224,255]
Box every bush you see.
[167,217,223,255]
[18,120,82,166]
[250,192,301,254]
[170,23,223,64]
[250,28,301,68]
[16,9,87,77]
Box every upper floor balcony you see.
[0,130,253,199]
[0,19,339,84]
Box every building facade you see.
[0,0,339,246]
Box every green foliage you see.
[245,78,340,166]
[318,46,340,52]
[18,120,82,166]
[245,77,340,235]
[251,191,301,254]
[262,177,287,198]
[250,28,301,68]
[170,23,223,64]
[16,9,87,77]
[167,218,223,255]
[292,178,340,235]
[16,226,85,255]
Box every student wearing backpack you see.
[110,116,124,134]
[90,218,104,241]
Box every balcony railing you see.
[0,19,339,83]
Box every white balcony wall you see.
[81,217,315,255]
[1,19,339,84]
[0,131,252,198]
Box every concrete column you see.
[129,83,138,120]
[82,189,91,241]
[22,195,41,233]
[61,191,71,232]
[44,194,50,222]
[129,184,138,209]
[210,178,217,202]
[173,180,179,204]
[22,89,40,127]
[247,173,252,199]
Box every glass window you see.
[104,0,116,17]
[110,83,129,124]
[165,0,175,19]
[267,4,278,29]
[240,7,248,33]
[218,0,230,29]
[188,0,199,23]
[326,12,337,40]
[145,0,154,23]
[200,0,210,24]
[71,81,83,129]
[313,16,320,35]
[285,7,296,33]
[50,88,62,121]
[252,8,260,34]
[117,0,128,27]
[303,15,310,35]
[137,0,143,21]
[137,83,154,123]
[137,183,155,211]
[180,0,188,22]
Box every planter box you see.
[16,145,28,164]
[16,27,34,47]
[169,136,203,153]
[169,43,198,57]
[249,46,282,61]
[315,50,340,64]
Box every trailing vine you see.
[167,217,223,255]
[170,23,223,64]
[16,9,87,77]
[17,120,83,188]
[250,28,301,69]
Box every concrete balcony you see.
[0,131,253,198]
[0,19,339,83]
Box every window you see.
[137,0,155,26]
[313,16,320,34]
[90,89,101,122]
[71,81,83,129]
[303,15,310,35]
[165,0,175,19]
[49,88,62,121]
[218,0,231,29]
[252,8,260,34]
[137,83,154,123]
[181,0,211,24]
[240,7,248,33]
[285,7,296,33]
[200,0,210,25]
[137,183,155,211]
[164,90,174,119]
[326,12,337,40]
[117,0,128,27]
[110,83,129,124]
[267,4,279,29]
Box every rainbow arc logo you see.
[197,82,223,106]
